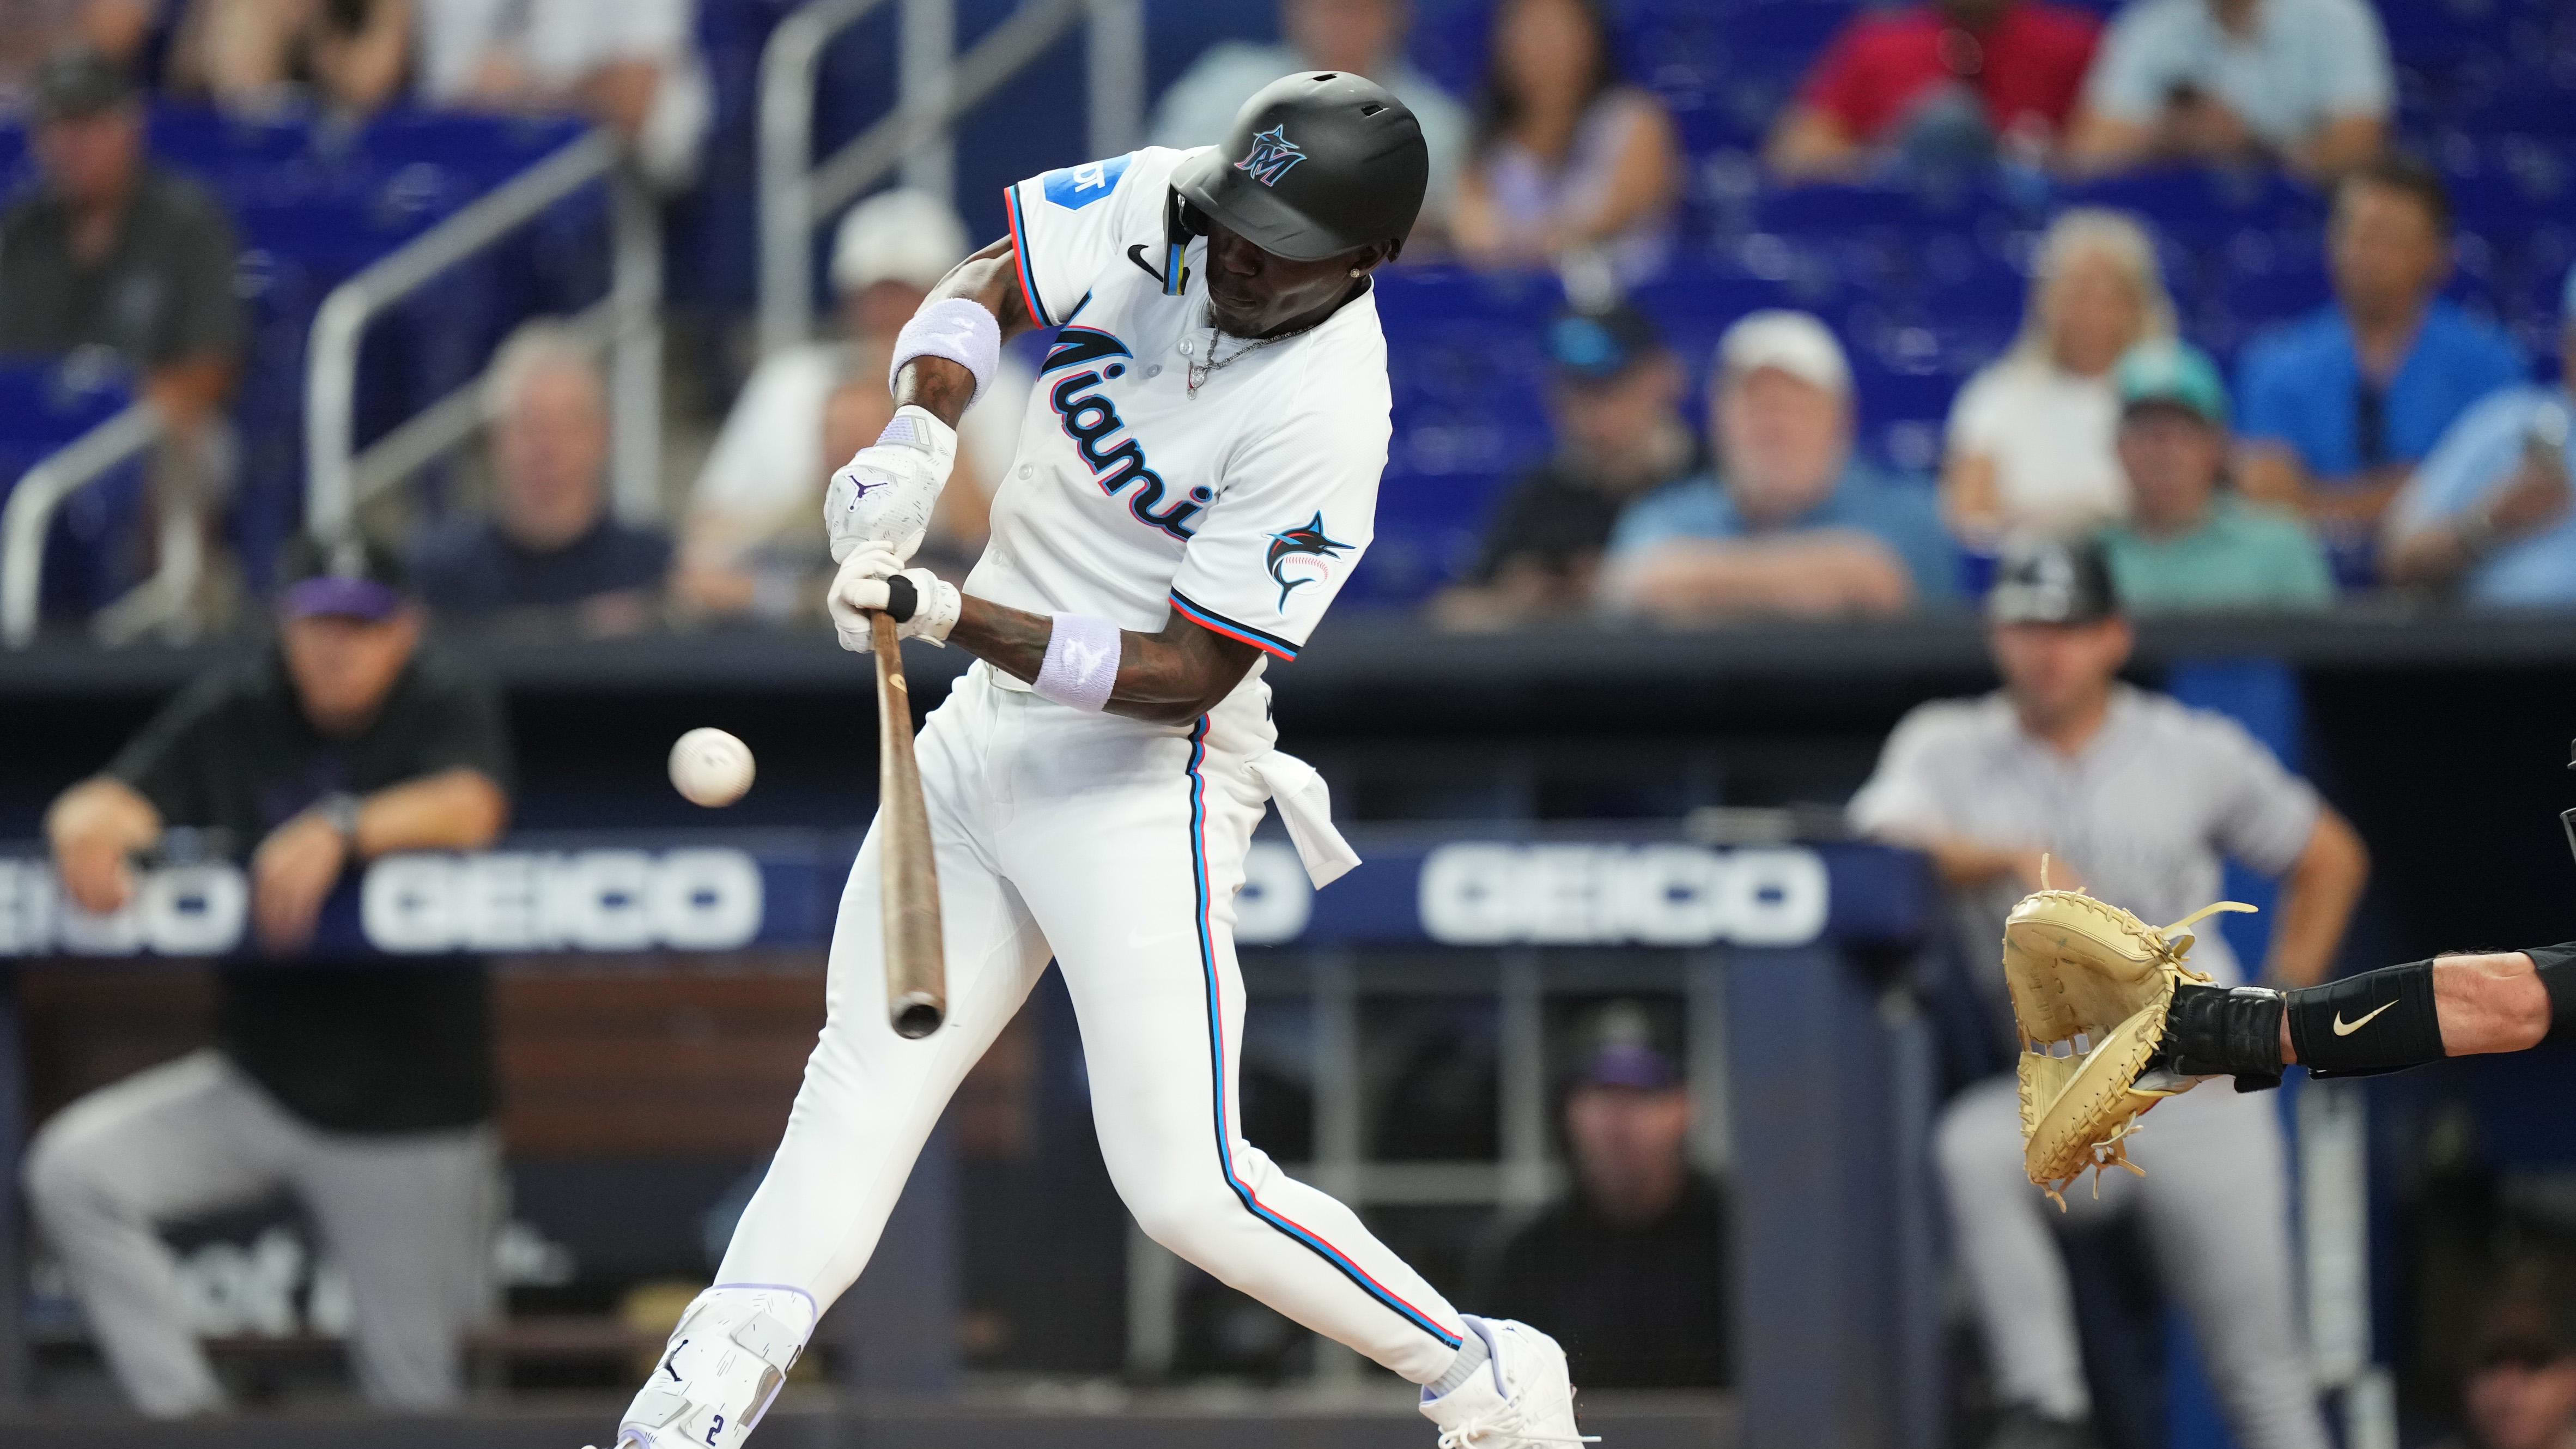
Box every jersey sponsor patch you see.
[1265,511,1352,610]
[1040,153,1133,210]
[1234,126,1306,188]
[1041,325,1213,539]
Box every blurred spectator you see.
[409,321,671,636]
[165,0,412,116]
[1472,1005,1729,1389]
[2381,264,2576,606]
[1603,311,1959,619]
[2064,0,2390,179]
[1147,0,1469,230]
[0,7,134,112]
[0,47,247,632]
[1451,0,1679,291]
[31,538,510,1415]
[1765,0,2101,183]
[1942,209,2172,544]
[2435,1285,2576,1449]
[2097,339,2333,611]
[1849,535,2366,1449]
[0,50,244,428]
[2234,157,2524,574]
[1432,304,1697,629]
[411,0,710,189]
[678,190,1026,619]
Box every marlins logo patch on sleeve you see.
[1266,512,1352,610]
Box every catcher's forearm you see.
[2277,949,2557,1066]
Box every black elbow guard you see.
[2527,943,2576,1040]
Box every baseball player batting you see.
[601,74,1587,1449]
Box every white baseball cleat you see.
[1419,1316,1598,1448]
[608,1285,815,1449]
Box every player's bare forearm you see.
[2260,808,2368,988]
[950,596,1260,726]
[2279,950,2549,1064]
[890,238,1036,430]
[347,768,510,858]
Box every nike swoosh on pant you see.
[2332,1001,2396,1036]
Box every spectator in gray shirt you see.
[1848,537,2368,1449]
[2063,0,2390,179]
[0,50,245,428]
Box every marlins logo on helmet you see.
[1266,512,1351,610]
[1234,126,1307,188]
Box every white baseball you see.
[669,727,755,808]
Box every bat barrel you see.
[873,611,949,1038]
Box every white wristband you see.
[1034,613,1121,713]
[888,296,1001,405]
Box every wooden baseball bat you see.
[872,611,946,1038]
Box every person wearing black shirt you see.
[407,320,672,638]
[1432,304,1699,630]
[28,539,512,1416]
[1472,1008,1731,1389]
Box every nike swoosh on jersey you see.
[2331,1001,2397,1036]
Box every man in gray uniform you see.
[1848,537,2371,1449]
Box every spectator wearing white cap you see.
[676,189,1032,621]
[1602,311,1960,619]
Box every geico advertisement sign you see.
[1417,844,1828,947]
[0,850,764,956]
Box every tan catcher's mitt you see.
[2003,884,2257,1208]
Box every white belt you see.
[969,663,1358,887]
[1246,749,1360,889]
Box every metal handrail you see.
[306,128,663,544]
[756,0,1144,357]
[0,403,162,647]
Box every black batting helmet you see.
[1153,72,1429,295]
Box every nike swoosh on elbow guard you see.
[2331,1001,2397,1036]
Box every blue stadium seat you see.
[0,361,145,619]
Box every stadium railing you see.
[756,0,1145,355]
[0,407,162,651]
[304,129,662,544]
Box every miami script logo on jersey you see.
[1266,512,1352,610]
[1042,326,1211,540]
[1234,126,1306,188]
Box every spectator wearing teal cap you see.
[2380,264,2576,605]
[2096,339,2337,612]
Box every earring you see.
[1348,266,1364,277]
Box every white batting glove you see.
[828,541,960,653]
[824,405,957,565]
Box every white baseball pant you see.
[711,663,1468,1383]
[1936,1072,2329,1449]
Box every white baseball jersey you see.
[973,145,1387,674]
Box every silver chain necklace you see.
[1182,305,1319,398]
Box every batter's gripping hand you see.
[2003,884,2256,1208]
[824,405,956,565]
[828,542,959,653]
